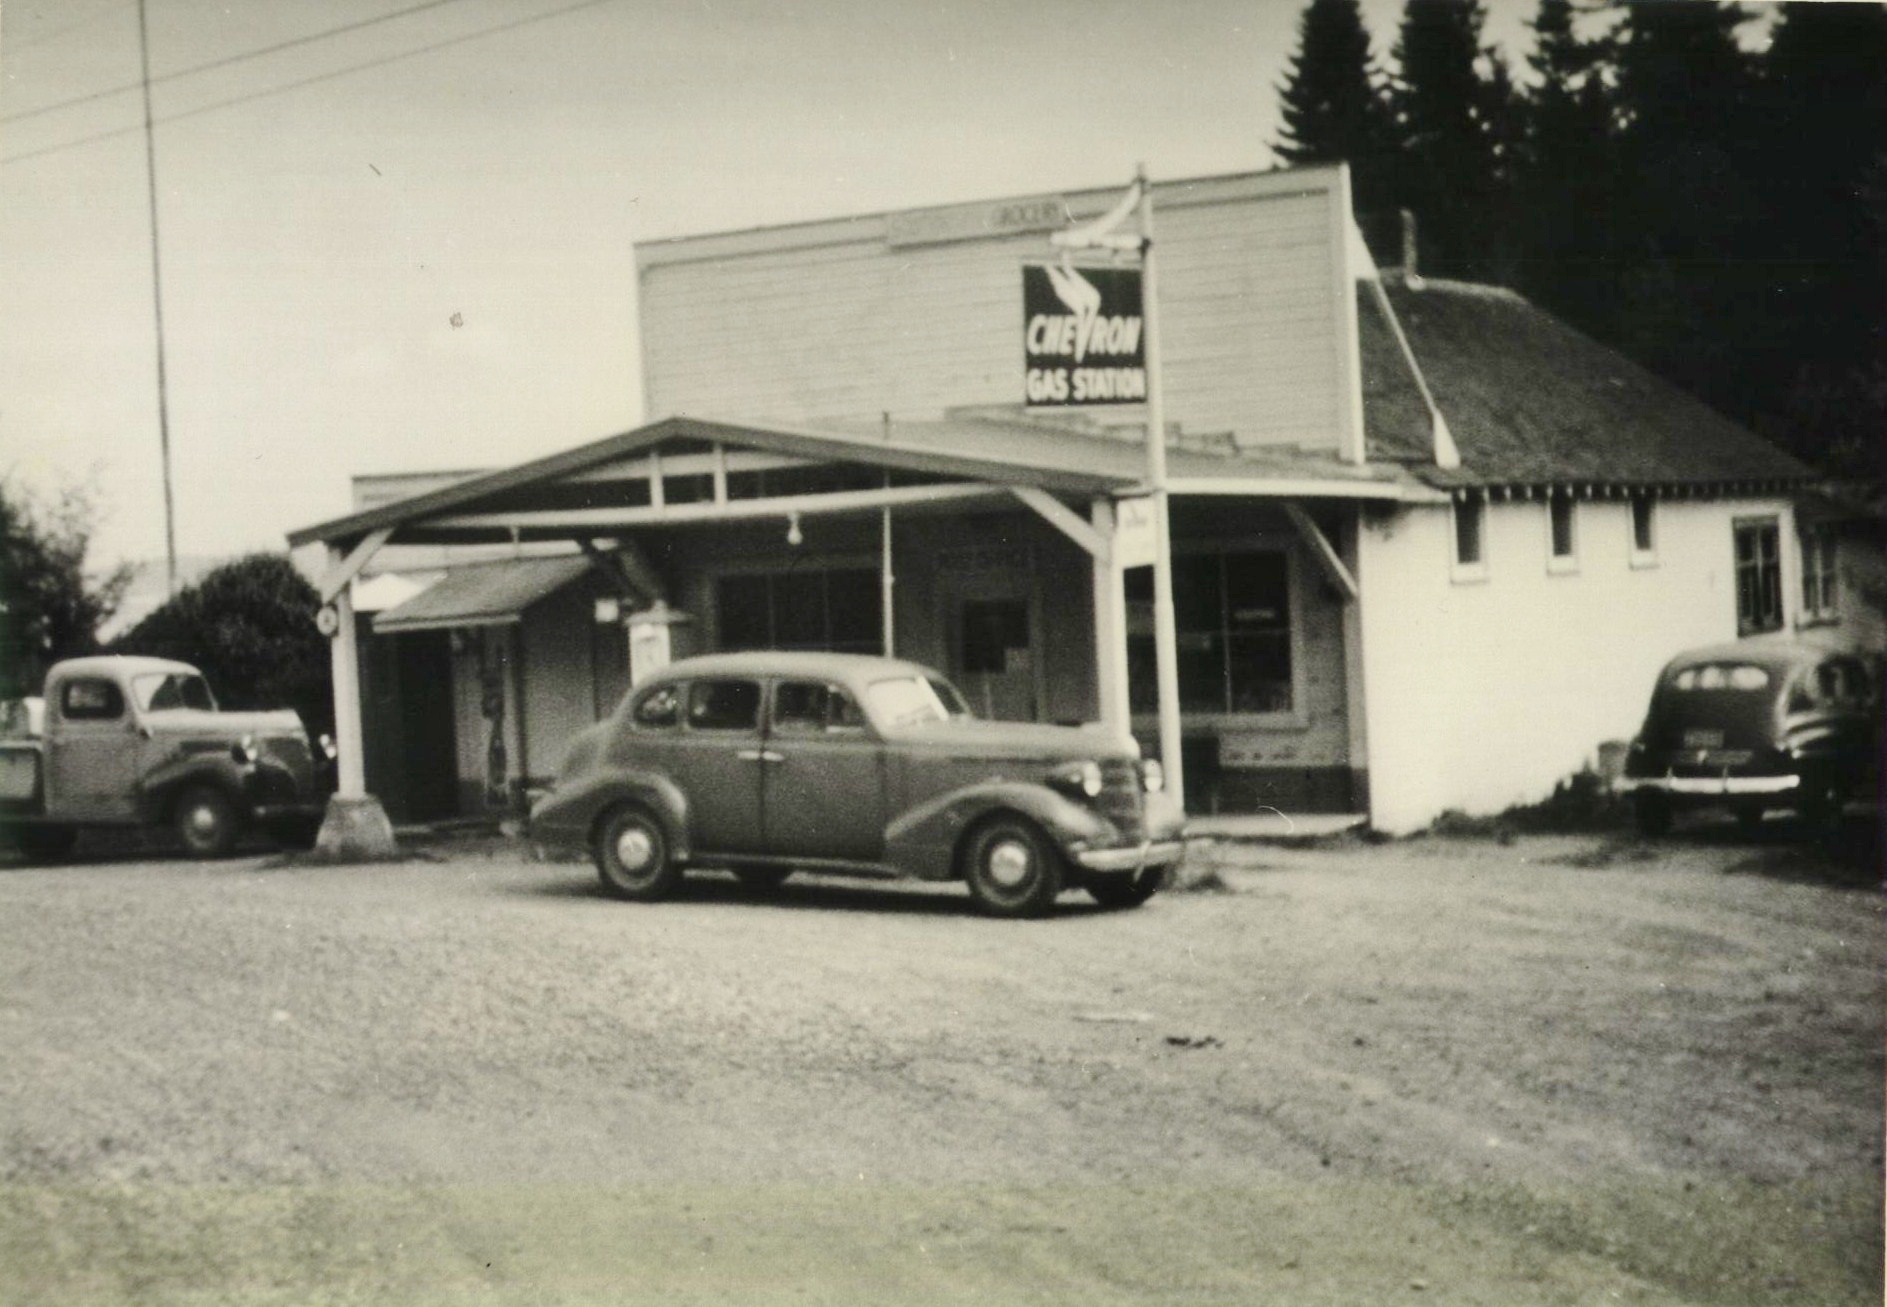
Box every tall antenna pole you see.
[137,0,179,596]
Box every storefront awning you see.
[371,555,594,633]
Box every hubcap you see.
[985,839,1032,889]
[613,826,655,873]
[188,806,218,835]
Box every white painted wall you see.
[637,170,1351,455]
[1357,495,1801,833]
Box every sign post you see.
[1036,167,1186,811]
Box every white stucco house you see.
[290,164,1821,834]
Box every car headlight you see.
[1141,758,1165,793]
[231,733,257,765]
[1050,760,1105,799]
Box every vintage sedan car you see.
[1618,640,1880,835]
[530,652,1185,916]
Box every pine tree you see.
[1274,0,1394,216]
[1388,0,1504,279]
[1514,0,1621,332]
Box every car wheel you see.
[175,785,243,858]
[733,866,792,892]
[1631,792,1671,838]
[1085,866,1164,910]
[9,824,77,863]
[594,805,680,901]
[963,816,1062,918]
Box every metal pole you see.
[327,547,367,799]
[137,0,178,596]
[1137,164,1186,810]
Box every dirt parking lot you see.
[0,819,1880,1305]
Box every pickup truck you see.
[0,655,334,860]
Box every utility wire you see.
[4,0,484,124]
[2,0,621,167]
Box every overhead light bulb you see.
[786,512,803,546]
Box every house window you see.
[1125,551,1292,716]
[1547,493,1577,571]
[1800,527,1838,622]
[716,567,882,654]
[1454,495,1484,566]
[1630,495,1657,566]
[1734,518,1783,635]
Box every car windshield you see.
[865,675,973,729]
[132,673,216,713]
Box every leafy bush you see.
[110,554,332,736]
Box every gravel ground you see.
[0,818,1879,1305]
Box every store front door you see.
[941,557,1040,722]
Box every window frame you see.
[58,678,125,722]
[1733,516,1785,637]
[768,679,870,737]
[1125,538,1306,730]
[1545,491,1579,575]
[1629,495,1659,569]
[684,679,762,733]
[710,555,884,656]
[1799,526,1839,625]
[1450,493,1488,584]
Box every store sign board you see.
[1021,263,1146,408]
[1113,495,1158,570]
[886,195,1070,249]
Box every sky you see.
[0,0,1608,571]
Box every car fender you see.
[530,768,692,862]
[883,780,1115,881]
[136,755,249,823]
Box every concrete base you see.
[311,794,401,862]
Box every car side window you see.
[632,685,681,730]
[688,680,759,731]
[772,681,867,734]
[61,679,124,722]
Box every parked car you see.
[1618,640,1880,835]
[0,655,336,860]
[530,652,1185,916]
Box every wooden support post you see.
[329,547,366,799]
[1090,498,1130,737]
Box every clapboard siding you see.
[639,173,1346,453]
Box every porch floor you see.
[1186,811,1368,843]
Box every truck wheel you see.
[594,805,680,901]
[963,816,1062,918]
[1085,865,1165,909]
[175,785,242,858]
[11,825,77,863]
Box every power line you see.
[4,0,484,125]
[1,0,622,168]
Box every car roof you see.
[48,654,202,681]
[1659,639,1832,676]
[643,651,945,689]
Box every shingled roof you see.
[1359,275,1814,491]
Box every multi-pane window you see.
[717,568,882,654]
[1734,519,1783,635]
[1800,527,1838,621]
[1125,551,1292,715]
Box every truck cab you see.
[0,655,333,859]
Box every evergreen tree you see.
[1274,0,1395,216]
[0,478,131,699]
[1514,0,1621,332]
[1610,0,1766,414]
[1751,1,1887,481]
[111,554,332,736]
[1388,0,1505,279]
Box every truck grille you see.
[1094,761,1145,838]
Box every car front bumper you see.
[1617,773,1800,796]
[1074,839,1186,872]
